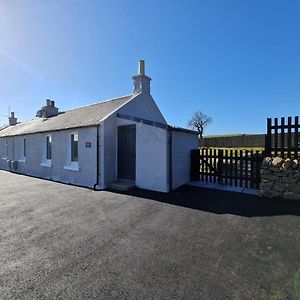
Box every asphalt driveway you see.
[0,170,300,299]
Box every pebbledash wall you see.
[260,156,300,200]
[0,127,99,188]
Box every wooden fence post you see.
[265,118,272,157]
[217,149,223,184]
[190,149,200,181]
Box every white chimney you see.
[132,60,151,95]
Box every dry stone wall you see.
[260,157,300,200]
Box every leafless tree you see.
[188,111,212,139]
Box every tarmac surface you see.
[1,170,300,299]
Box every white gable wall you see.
[118,93,167,124]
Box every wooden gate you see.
[191,148,264,189]
[265,116,299,159]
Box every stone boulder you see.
[271,157,284,167]
[282,158,292,170]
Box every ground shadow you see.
[106,185,300,217]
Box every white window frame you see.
[3,139,8,159]
[64,131,79,171]
[19,138,26,163]
[41,134,52,167]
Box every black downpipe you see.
[168,128,173,193]
[93,125,100,190]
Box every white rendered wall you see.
[136,124,168,192]
[171,131,199,190]
[115,117,169,192]
[0,127,98,188]
[102,116,117,187]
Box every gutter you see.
[93,125,100,190]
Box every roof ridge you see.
[61,94,133,113]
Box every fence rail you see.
[265,116,300,159]
[191,148,264,189]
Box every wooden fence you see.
[191,148,264,189]
[265,116,300,159]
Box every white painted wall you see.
[102,116,117,187]
[136,123,169,192]
[0,127,98,188]
[171,131,199,190]
[115,117,169,192]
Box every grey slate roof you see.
[0,95,132,137]
[168,125,198,135]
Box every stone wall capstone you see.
[260,157,300,200]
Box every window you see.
[41,135,52,167]
[4,139,8,158]
[23,138,26,158]
[64,132,79,171]
[19,138,26,162]
[46,136,52,160]
[71,133,78,162]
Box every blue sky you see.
[0,0,299,135]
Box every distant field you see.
[201,147,265,153]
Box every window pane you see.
[5,140,8,157]
[23,139,26,157]
[46,136,52,160]
[71,133,78,162]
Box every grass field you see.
[200,147,265,155]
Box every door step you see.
[107,179,136,191]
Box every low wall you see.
[260,157,300,200]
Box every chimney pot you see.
[51,100,55,107]
[46,99,51,107]
[11,112,15,118]
[138,60,145,75]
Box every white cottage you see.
[0,61,198,192]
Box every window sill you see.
[64,163,79,171]
[2,157,8,161]
[19,158,26,163]
[41,160,52,168]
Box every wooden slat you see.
[229,150,233,186]
[250,150,254,189]
[274,118,278,156]
[287,117,292,158]
[213,149,217,183]
[265,118,272,156]
[209,148,212,182]
[245,150,248,188]
[224,149,228,185]
[200,149,204,182]
[239,150,243,187]
[255,150,261,189]
[295,116,299,159]
[281,117,285,158]
[234,150,238,186]
[190,149,200,181]
[205,148,208,182]
[218,149,223,184]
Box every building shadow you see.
[106,185,300,217]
